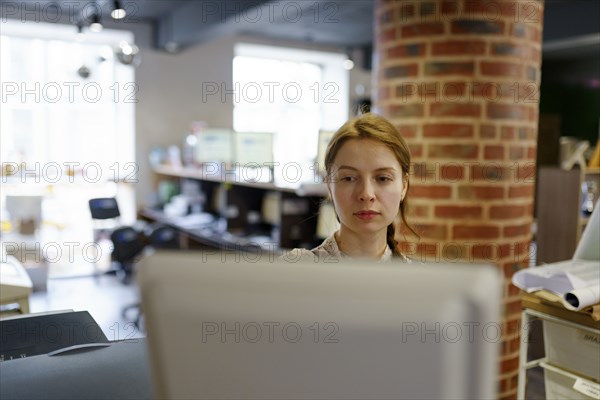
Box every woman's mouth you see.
[354,210,380,220]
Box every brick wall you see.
[373,1,544,399]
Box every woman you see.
[284,113,416,262]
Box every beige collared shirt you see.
[281,233,410,263]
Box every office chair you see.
[110,226,145,282]
[88,197,122,247]
[121,223,180,329]
[89,198,180,329]
[89,198,145,283]
[145,224,180,249]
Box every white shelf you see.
[153,165,328,196]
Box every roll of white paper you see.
[563,285,600,311]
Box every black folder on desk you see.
[0,310,108,361]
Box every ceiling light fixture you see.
[343,47,355,70]
[343,58,355,70]
[111,0,126,20]
[116,41,141,66]
[89,13,103,32]
[75,21,84,41]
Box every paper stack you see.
[513,259,600,311]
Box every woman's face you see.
[327,138,407,237]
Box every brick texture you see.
[374,1,542,397]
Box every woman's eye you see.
[341,176,356,182]
[378,176,393,182]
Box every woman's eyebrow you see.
[373,167,398,173]
[337,165,358,171]
[336,166,399,173]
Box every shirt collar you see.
[326,233,392,263]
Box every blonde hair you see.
[324,113,417,256]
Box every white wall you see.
[135,34,236,207]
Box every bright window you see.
[233,43,349,184]
[0,20,135,180]
[0,21,137,270]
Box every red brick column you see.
[373,1,543,398]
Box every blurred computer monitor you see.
[316,130,335,175]
[234,131,274,166]
[140,251,502,399]
[196,129,233,165]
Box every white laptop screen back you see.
[574,199,600,261]
[139,252,501,400]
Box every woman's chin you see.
[345,221,389,235]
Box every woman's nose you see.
[358,181,375,202]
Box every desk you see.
[0,256,32,314]
[0,339,152,399]
[150,165,327,250]
[140,207,283,253]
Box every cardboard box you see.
[542,362,599,399]
[543,319,600,380]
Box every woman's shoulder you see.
[279,236,342,263]
[279,247,340,263]
[279,248,319,263]
[280,234,413,264]
[397,252,412,263]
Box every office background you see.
[1,1,599,399]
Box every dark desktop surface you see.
[140,207,282,252]
[0,339,152,399]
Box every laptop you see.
[139,251,502,399]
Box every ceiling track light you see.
[111,0,126,20]
[89,13,103,33]
[75,21,84,40]
[343,47,355,71]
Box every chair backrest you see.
[147,225,180,249]
[110,227,144,263]
[88,198,120,220]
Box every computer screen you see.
[139,251,502,399]
[234,131,274,166]
[195,129,233,165]
[316,130,335,175]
